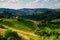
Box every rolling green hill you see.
[0,18,38,40]
[0,8,60,40]
[0,17,60,40]
[0,18,36,32]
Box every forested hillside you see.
[22,9,60,21]
[0,8,60,40]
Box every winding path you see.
[3,25,38,40]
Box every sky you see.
[0,0,60,9]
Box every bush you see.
[4,30,23,40]
[0,35,2,40]
[0,35,6,40]
[35,27,53,36]
[0,25,6,29]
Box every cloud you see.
[0,0,25,9]
[54,0,60,2]
[54,2,60,7]
[0,0,60,9]
[26,0,40,7]
[0,2,22,9]
[0,0,4,1]
[44,0,50,2]
[33,0,40,3]
[8,0,23,2]
[0,0,23,3]
[30,0,40,5]
[26,0,51,8]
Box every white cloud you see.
[54,0,60,2]
[44,0,50,2]
[33,0,40,3]
[0,0,23,3]
[0,0,4,1]
[26,0,41,7]
[0,3,21,9]
[0,0,60,9]
[0,0,25,9]
[54,2,60,7]
[8,0,23,2]
[44,0,60,2]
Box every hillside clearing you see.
[2,25,38,40]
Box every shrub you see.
[0,35,6,40]
[0,25,6,29]
[4,30,23,40]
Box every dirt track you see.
[3,25,38,40]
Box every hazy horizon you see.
[0,0,60,9]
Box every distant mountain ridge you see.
[0,8,53,16]
[0,8,60,21]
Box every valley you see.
[0,8,60,40]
